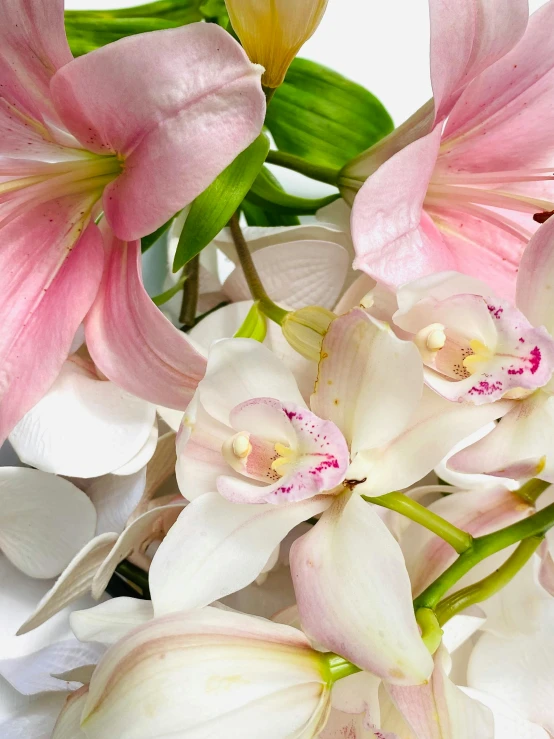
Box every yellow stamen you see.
[271,442,297,476]
[463,339,494,374]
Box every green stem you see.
[368,492,472,554]
[435,536,542,626]
[325,653,361,684]
[179,254,200,329]
[416,608,443,654]
[515,478,550,505]
[152,271,188,306]
[228,213,289,325]
[115,560,150,598]
[414,502,554,611]
[265,149,341,186]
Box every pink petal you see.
[401,486,532,597]
[50,24,265,239]
[386,647,494,738]
[430,0,528,122]
[291,493,434,685]
[85,228,206,410]
[0,0,72,128]
[351,127,455,288]
[441,1,554,169]
[0,198,104,444]
[216,398,349,504]
[517,217,554,335]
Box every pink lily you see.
[348,0,554,300]
[0,0,265,443]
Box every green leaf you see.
[141,212,180,253]
[265,58,394,170]
[242,201,300,227]
[65,1,204,56]
[234,303,267,342]
[173,134,270,272]
[246,166,339,215]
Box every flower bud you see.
[225,0,329,88]
[80,607,332,739]
[282,306,336,361]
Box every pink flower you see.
[0,0,265,443]
[348,0,554,301]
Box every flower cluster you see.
[0,1,553,738]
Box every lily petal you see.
[291,493,434,685]
[51,24,265,239]
[85,230,207,410]
[351,127,454,288]
[517,217,554,335]
[0,206,103,444]
[71,598,154,646]
[0,468,96,578]
[149,491,331,616]
[51,687,88,739]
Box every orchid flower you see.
[444,218,554,482]
[148,310,511,683]
[53,607,334,739]
[392,270,554,405]
[348,0,554,300]
[0,0,265,443]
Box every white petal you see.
[0,639,104,695]
[223,240,349,310]
[111,421,158,476]
[70,598,154,645]
[0,468,96,578]
[353,389,514,498]
[517,217,554,336]
[311,308,423,454]
[149,492,331,616]
[467,599,554,734]
[51,688,88,739]
[86,470,146,536]
[9,361,156,477]
[0,694,68,739]
[198,338,307,426]
[462,688,550,739]
[90,503,185,598]
[291,494,434,685]
[17,533,118,636]
[156,405,182,433]
[395,271,493,318]
[441,608,486,654]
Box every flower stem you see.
[368,492,472,554]
[414,502,554,611]
[325,653,361,684]
[515,478,551,505]
[265,149,341,186]
[179,254,200,329]
[434,536,542,626]
[416,607,443,654]
[228,213,289,325]
[115,559,150,598]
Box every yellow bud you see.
[282,305,335,361]
[225,0,329,88]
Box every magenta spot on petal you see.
[519,338,525,344]
[487,304,504,320]
[530,346,541,374]
[468,380,503,396]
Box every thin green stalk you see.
[414,502,554,611]
[515,478,550,505]
[115,559,150,598]
[179,254,200,329]
[416,608,443,654]
[325,653,361,683]
[152,271,188,306]
[266,149,341,186]
[228,213,289,325]
[435,536,542,626]
[368,492,472,554]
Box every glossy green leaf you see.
[242,201,300,227]
[65,1,205,56]
[265,58,394,170]
[246,166,339,215]
[173,135,270,272]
